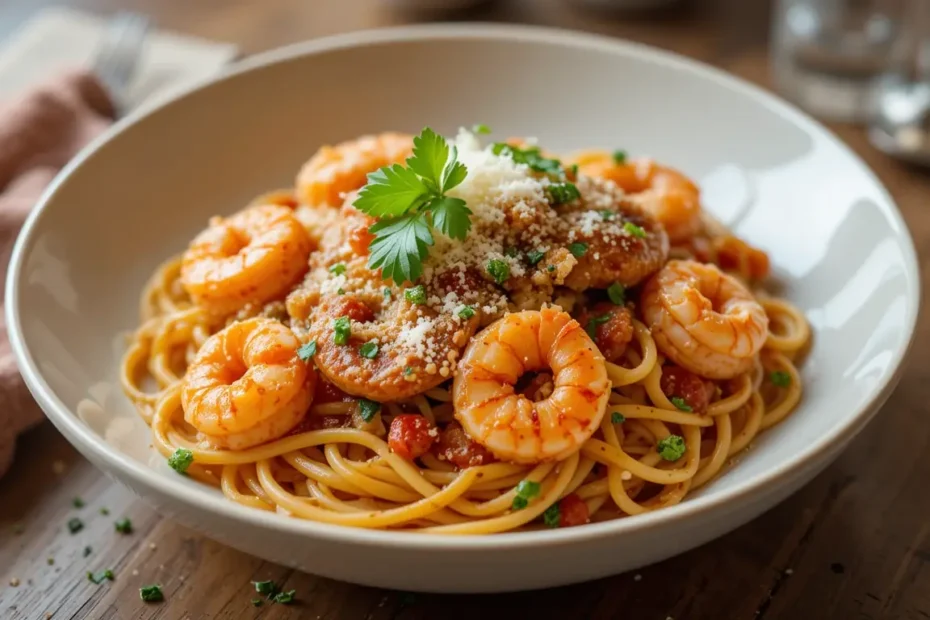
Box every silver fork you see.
[90,12,151,117]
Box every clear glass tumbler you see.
[771,0,917,123]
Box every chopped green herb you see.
[72,497,85,509]
[471,123,491,135]
[487,259,510,285]
[623,221,647,238]
[358,398,381,423]
[611,412,625,424]
[355,127,471,284]
[607,282,626,305]
[87,569,114,584]
[458,306,476,319]
[168,448,194,475]
[383,287,392,299]
[568,242,588,258]
[273,589,296,604]
[547,265,556,273]
[140,584,164,603]
[770,371,791,387]
[47,557,54,566]
[657,435,686,461]
[542,503,561,528]
[512,479,541,510]
[599,210,614,221]
[83,546,93,557]
[405,285,427,305]
[359,341,379,359]
[337,288,346,295]
[251,598,264,607]
[670,397,693,412]
[329,263,346,276]
[547,182,581,205]
[492,143,563,177]
[527,250,546,266]
[67,518,84,534]
[585,313,612,338]
[570,163,579,177]
[99,508,109,516]
[333,316,351,345]
[403,366,414,376]
[612,150,627,164]
[297,340,317,361]
[115,518,133,534]
[253,580,276,597]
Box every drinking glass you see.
[771,0,918,123]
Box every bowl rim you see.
[6,22,921,550]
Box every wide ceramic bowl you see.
[6,24,920,593]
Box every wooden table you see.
[1,1,928,618]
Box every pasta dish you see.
[121,126,810,534]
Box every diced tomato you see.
[388,415,436,461]
[331,296,374,324]
[660,365,715,414]
[433,422,495,469]
[558,493,590,528]
[575,302,634,362]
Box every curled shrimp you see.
[453,308,610,464]
[295,132,413,207]
[181,318,316,450]
[181,204,312,316]
[573,153,701,244]
[640,260,768,380]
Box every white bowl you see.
[6,24,920,593]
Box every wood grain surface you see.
[1,1,929,618]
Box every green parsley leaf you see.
[408,127,450,192]
[297,341,317,361]
[47,557,54,565]
[542,503,561,528]
[251,598,264,607]
[547,182,581,205]
[87,569,114,584]
[504,246,519,258]
[612,150,627,164]
[253,580,276,597]
[359,341,379,359]
[168,448,193,475]
[441,150,468,194]
[585,314,612,338]
[383,287,391,299]
[657,435,686,461]
[367,212,433,285]
[512,479,541,510]
[428,196,472,240]
[115,518,132,534]
[494,143,563,177]
[333,316,351,345]
[611,412,625,424]
[140,584,164,603]
[358,398,381,423]
[83,546,93,557]
[458,305,476,319]
[274,589,297,604]
[99,507,110,516]
[403,366,414,376]
[568,242,588,258]
[547,264,556,272]
[487,259,510,285]
[472,123,491,135]
[329,263,346,276]
[337,288,345,295]
[526,250,546,266]
[623,221,647,238]
[353,164,427,217]
[68,518,84,534]
[607,282,626,305]
[770,371,791,387]
[405,285,427,305]
[670,397,693,412]
[72,497,85,509]
[600,210,614,221]
[570,163,579,177]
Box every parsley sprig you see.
[354,128,471,284]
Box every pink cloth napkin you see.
[0,69,114,477]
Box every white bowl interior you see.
[6,26,919,590]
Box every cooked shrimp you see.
[640,260,768,380]
[573,153,701,244]
[181,318,316,450]
[453,308,611,464]
[295,132,413,207]
[181,204,312,316]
